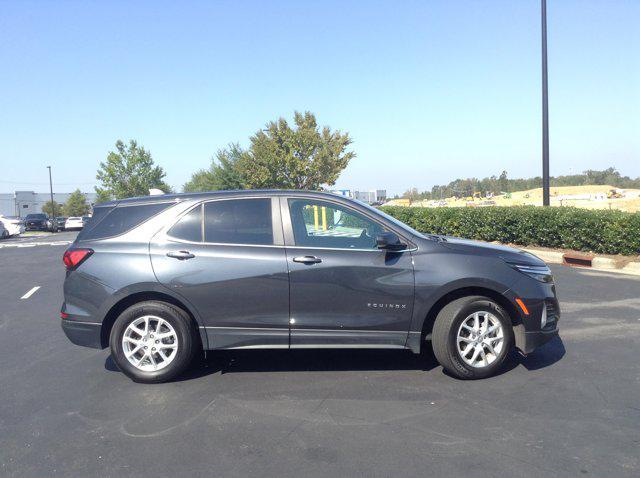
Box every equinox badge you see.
[367,303,407,309]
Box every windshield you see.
[26,214,46,220]
[355,200,426,239]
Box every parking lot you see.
[0,232,638,477]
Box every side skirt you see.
[201,326,415,351]
[202,326,289,350]
[290,329,408,349]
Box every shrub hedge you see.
[380,206,640,255]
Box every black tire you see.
[432,296,514,380]
[110,300,198,383]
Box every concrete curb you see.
[523,247,640,277]
[522,248,564,264]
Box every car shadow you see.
[430,335,566,380]
[105,336,565,382]
[515,335,566,371]
[105,348,440,381]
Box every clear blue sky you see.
[1,0,638,195]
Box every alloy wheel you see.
[122,315,178,372]
[456,311,504,368]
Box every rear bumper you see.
[61,319,103,349]
[5,225,24,236]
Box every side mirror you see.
[376,231,406,251]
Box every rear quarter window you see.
[167,204,203,242]
[77,202,172,241]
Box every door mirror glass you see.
[376,231,406,251]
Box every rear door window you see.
[77,202,171,241]
[204,199,273,245]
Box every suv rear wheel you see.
[432,296,514,379]
[110,301,198,383]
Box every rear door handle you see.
[293,255,322,264]
[166,250,195,260]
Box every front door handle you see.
[293,255,322,264]
[166,250,195,260]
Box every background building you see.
[329,189,386,204]
[352,190,387,204]
[329,189,352,198]
[0,191,97,217]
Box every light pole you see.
[47,166,56,230]
[541,0,550,206]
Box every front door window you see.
[288,199,384,249]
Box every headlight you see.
[508,263,553,283]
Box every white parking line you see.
[21,286,41,299]
[0,240,72,249]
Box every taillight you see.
[63,248,93,270]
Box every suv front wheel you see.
[110,301,198,383]
[432,296,514,379]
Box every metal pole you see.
[541,0,550,206]
[47,166,56,221]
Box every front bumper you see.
[507,276,560,354]
[517,326,559,355]
[61,319,103,349]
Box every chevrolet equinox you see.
[61,190,560,383]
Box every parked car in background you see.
[61,190,560,383]
[0,215,25,236]
[82,216,92,227]
[55,217,67,230]
[65,217,84,230]
[24,213,56,232]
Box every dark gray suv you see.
[61,190,559,383]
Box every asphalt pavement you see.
[0,232,638,477]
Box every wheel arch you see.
[100,290,206,349]
[419,286,521,341]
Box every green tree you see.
[96,140,172,199]
[63,189,90,216]
[95,189,113,205]
[42,200,63,217]
[498,171,509,193]
[241,111,355,189]
[183,143,247,192]
[402,188,421,201]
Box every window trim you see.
[165,196,283,247]
[280,196,416,252]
